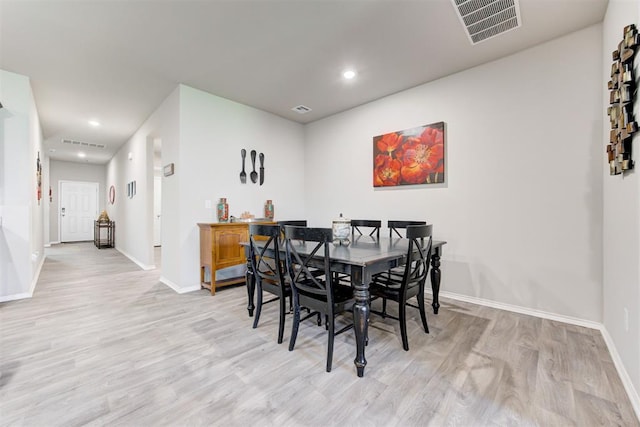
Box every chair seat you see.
[296,282,353,301]
[261,279,291,296]
[297,282,354,309]
[370,280,419,301]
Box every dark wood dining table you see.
[243,234,446,377]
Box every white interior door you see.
[60,181,98,242]
[153,176,162,246]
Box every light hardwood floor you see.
[1,242,638,426]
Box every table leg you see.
[430,248,441,314]
[245,248,256,317]
[351,268,369,377]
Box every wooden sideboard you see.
[197,221,274,295]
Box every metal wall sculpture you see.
[607,24,638,175]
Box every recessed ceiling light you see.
[78,152,86,158]
[343,70,356,80]
[88,120,100,127]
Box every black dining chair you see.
[330,219,383,286]
[385,220,428,280]
[370,224,433,351]
[351,219,381,239]
[388,220,427,238]
[279,220,328,280]
[248,223,290,344]
[284,225,355,372]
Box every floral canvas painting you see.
[373,122,445,187]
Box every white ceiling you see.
[0,0,608,164]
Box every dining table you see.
[243,234,446,377]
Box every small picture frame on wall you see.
[127,181,137,198]
[163,163,175,177]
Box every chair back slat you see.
[388,220,427,238]
[351,219,381,238]
[277,220,307,233]
[278,220,308,241]
[400,224,433,292]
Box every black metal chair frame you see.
[385,220,428,281]
[284,225,354,372]
[249,223,290,344]
[371,224,433,351]
[388,220,427,238]
[351,219,381,239]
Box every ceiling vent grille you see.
[62,139,105,149]
[451,0,521,44]
[291,105,312,114]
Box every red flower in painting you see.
[376,132,402,156]
[418,126,445,173]
[398,126,444,183]
[374,154,401,186]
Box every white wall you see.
[48,160,106,243]
[177,85,306,290]
[106,87,180,271]
[603,0,640,404]
[305,25,603,321]
[0,69,44,301]
[105,84,306,291]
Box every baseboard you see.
[599,327,640,421]
[0,255,46,303]
[159,276,200,294]
[30,253,46,296]
[116,247,155,271]
[431,290,640,421]
[432,290,602,330]
[0,292,32,303]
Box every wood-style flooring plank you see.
[0,242,637,426]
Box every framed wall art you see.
[373,121,445,187]
[127,181,136,199]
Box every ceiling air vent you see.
[62,139,106,149]
[291,105,312,114]
[451,0,521,45]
